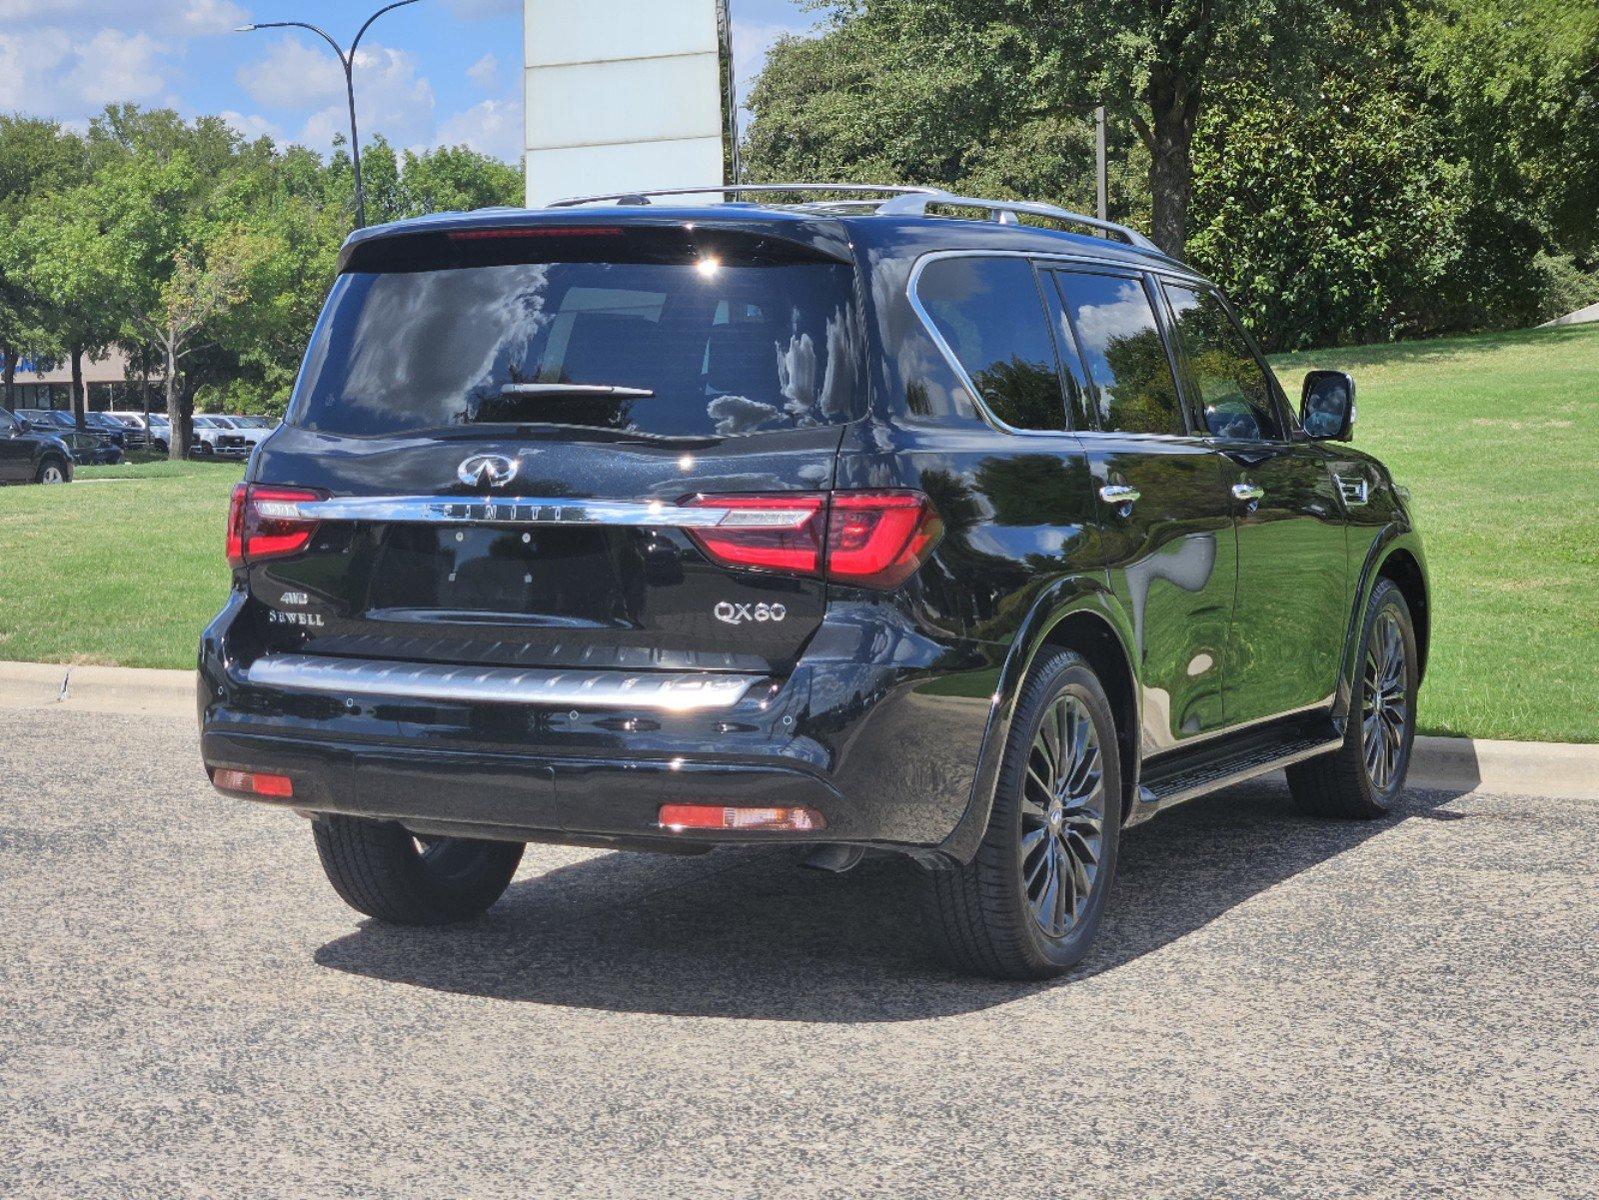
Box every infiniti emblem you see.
[457,454,519,489]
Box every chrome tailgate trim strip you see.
[277,495,814,530]
[245,655,764,711]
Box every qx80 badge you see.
[715,602,788,626]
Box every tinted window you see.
[1054,272,1185,436]
[292,261,858,439]
[1164,285,1280,440]
[0,410,17,433]
[917,257,1065,431]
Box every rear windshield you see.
[290,258,859,439]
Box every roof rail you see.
[544,182,1163,254]
[877,191,1161,252]
[547,183,942,208]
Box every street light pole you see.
[237,0,421,228]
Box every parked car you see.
[108,411,172,453]
[14,409,122,465]
[212,415,275,458]
[0,408,73,483]
[190,414,239,457]
[199,185,1429,980]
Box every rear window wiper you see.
[498,383,655,399]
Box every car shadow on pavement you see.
[314,781,1467,1022]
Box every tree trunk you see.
[1,345,14,412]
[70,348,86,427]
[164,339,188,460]
[1145,68,1201,259]
[141,363,152,452]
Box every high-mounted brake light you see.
[446,226,626,241]
[682,491,942,590]
[227,484,323,568]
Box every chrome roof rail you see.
[876,190,1161,252]
[547,183,943,208]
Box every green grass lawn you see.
[2,324,1595,741]
[1271,324,1599,743]
[0,460,242,669]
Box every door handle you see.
[1099,484,1141,509]
[1232,483,1266,503]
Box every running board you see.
[1131,717,1343,825]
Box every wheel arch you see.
[936,578,1141,865]
[1376,546,1429,683]
[1338,528,1430,722]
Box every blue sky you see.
[0,0,817,162]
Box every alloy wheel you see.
[41,465,64,484]
[1362,609,1409,790]
[1020,693,1106,939]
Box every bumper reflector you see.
[213,769,295,799]
[659,804,825,833]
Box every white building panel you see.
[524,0,726,207]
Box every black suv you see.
[0,408,73,484]
[199,185,1428,979]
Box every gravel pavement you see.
[1,708,1595,1199]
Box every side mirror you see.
[1300,370,1356,441]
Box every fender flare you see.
[1335,525,1430,726]
[935,575,1140,865]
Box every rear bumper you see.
[198,592,999,854]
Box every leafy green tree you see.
[746,0,1347,255]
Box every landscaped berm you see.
[2,323,1595,743]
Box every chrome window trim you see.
[907,249,1207,440]
[274,495,816,530]
[246,655,765,712]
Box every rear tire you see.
[35,458,68,484]
[922,649,1123,980]
[312,816,524,925]
[1287,578,1418,818]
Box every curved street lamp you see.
[237,0,422,228]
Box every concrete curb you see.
[2,660,1594,800]
[0,661,195,717]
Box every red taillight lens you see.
[683,494,827,576]
[658,804,826,832]
[212,769,294,798]
[683,491,941,590]
[826,492,944,590]
[226,484,323,568]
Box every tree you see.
[745,0,1346,255]
[0,117,88,410]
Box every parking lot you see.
[2,706,1595,1199]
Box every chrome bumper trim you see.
[245,655,764,711]
[273,495,814,530]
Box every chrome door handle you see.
[1099,485,1141,508]
[1232,483,1266,503]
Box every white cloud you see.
[219,109,280,141]
[466,52,499,91]
[434,96,520,162]
[297,44,435,151]
[237,36,346,109]
[181,0,248,35]
[72,29,168,105]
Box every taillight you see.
[683,491,942,590]
[659,804,825,833]
[226,484,323,568]
[826,492,944,589]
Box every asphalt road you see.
[1,709,1595,1200]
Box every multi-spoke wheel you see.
[36,460,68,484]
[1288,578,1419,818]
[922,648,1123,980]
[1362,609,1409,791]
[1020,694,1106,940]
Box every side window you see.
[1053,272,1185,436]
[1163,285,1281,441]
[0,410,16,434]
[1039,270,1093,431]
[916,256,1067,432]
